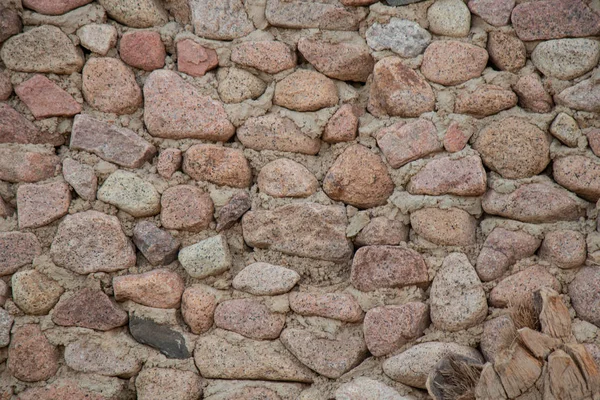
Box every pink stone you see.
[0,231,41,276]
[274,69,339,112]
[569,267,600,327]
[183,144,252,188]
[443,121,472,153]
[265,0,366,30]
[157,148,182,178]
[177,39,218,77]
[258,158,319,198]
[407,155,487,196]
[231,40,296,74]
[513,73,553,113]
[214,298,285,340]
[0,70,12,100]
[587,129,600,158]
[363,302,430,356]
[355,217,409,247]
[421,41,489,86]
[8,324,59,382]
[114,269,185,309]
[410,207,478,246]
[62,158,97,201]
[454,85,517,118]
[289,292,363,322]
[487,31,526,73]
[0,7,21,44]
[0,146,60,183]
[540,230,586,269]
[143,70,234,140]
[0,103,64,146]
[553,155,600,202]
[489,265,561,307]
[17,181,71,229]
[468,0,515,27]
[181,285,217,334]
[160,185,214,231]
[14,74,81,119]
[119,30,165,71]
[377,119,442,168]
[22,0,92,15]
[511,0,600,41]
[322,104,359,143]
[351,245,429,292]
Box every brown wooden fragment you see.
[533,287,572,340]
[494,343,543,398]
[518,328,561,360]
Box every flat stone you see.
[363,302,429,356]
[0,7,21,44]
[473,117,551,179]
[443,121,472,153]
[569,267,600,327]
[144,70,235,140]
[421,41,488,86]
[366,18,431,58]
[383,342,483,389]
[129,315,190,359]
[588,129,600,157]
[335,377,406,400]
[489,265,560,307]
[454,85,517,118]
[215,298,285,340]
[97,170,160,217]
[323,144,394,209]
[258,158,318,198]
[468,0,515,26]
[15,74,81,119]
[62,158,97,201]
[181,285,217,334]
[0,309,13,347]
[351,245,428,291]
[549,113,581,148]
[231,40,296,74]
[322,104,358,144]
[430,253,487,332]
[476,228,541,282]
[23,0,92,15]
[265,0,367,31]
[183,144,252,187]
[22,3,107,35]
[194,329,315,382]
[233,262,300,296]
[76,23,117,55]
[407,155,487,196]
[274,70,338,112]
[0,146,60,183]
[0,70,11,100]
[189,0,253,40]
[20,381,113,400]
[410,207,477,246]
[237,115,321,155]
[0,232,41,276]
[17,181,70,229]
[532,39,600,81]
[540,230,586,269]
[133,221,180,266]
[119,30,165,71]
[218,67,266,104]
[8,324,59,382]
[205,387,283,400]
[368,57,435,117]
[51,210,136,274]
[355,217,409,247]
[487,31,526,72]
[136,368,202,400]
[114,269,185,309]
[0,103,63,145]
[12,269,63,315]
[178,235,231,279]
[377,119,442,168]
[64,332,142,377]
[555,77,600,113]
[298,34,374,82]
[216,191,252,231]
[427,0,470,37]
[52,287,128,331]
[554,155,600,202]
[177,39,218,77]
[0,25,84,74]
[71,115,156,168]
[290,292,362,322]
[157,148,182,179]
[511,0,600,41]
[480,315,517,362]
[82,57,142,114]
[514,73,553,113]
[482,182,588,223]
[97,0,168,28]
[242,203,353,262]
[160,185,213,231]
[280,328,368,379]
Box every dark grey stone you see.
[129,316,190,359]
[216,191,252,232]
[132,221,180,266]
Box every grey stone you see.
[233,262,300,296]
[0,308,14,347]
[129,316,191,359]
[97,170,161,217]
[98,0,168,28]
[133,221,180,266]
[531,38,600,81]
[76,23,117,55]
[190,0,254,40]
[178,235,232,279]
[366,18,431,58]
[216,191,252,232]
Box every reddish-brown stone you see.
[487,31,526,72]
[322,104,359,143]
[132,221,180,266]
[274,69,339,112]
[214,298,286,340]
[8,324,59,382]
[177,39,218,77]
[14,74,81,119]
[468,0,515,27]
[157,148,182,179]
[183,144,252,188]
[443,121,472,153]
[513,73,554,113]
[119,30,166,71]
[540,230,586,269]
[0,146,60,183]
[231,40,296,74]
[407,155,486,196]
[355,217,409,247]
[489,265,561,307]
[17,181,71,229]
[216,191,252,232]
[289,292,363,322]
[377,119,442,168]
[351,245,429,292]
[0,232,41,276]
[410,207,478,246]
[0,7,21,44]
[258,158,319,198]
[554,155,600,202]
[22,0,93,15]
[0,103,63,145]
[454,85,517,118]
[160,185,214,231]
[181,285,217,334]
[114,269,185,309]
[52,287,128,331]
[421,41,489,86]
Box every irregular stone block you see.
[0,232,41,276]
[0,146,60,183]
[233,262,300,296]
[160,185,214,232]
[97,170,161,217]
[12,269,64,315]
[132,221,180,266]
[183,144,252,188]
[8,324,59,382]
[114,269,185,309]
[410,207,477,246]
[407,155,487,196]
[62,158,97,201]
[215,298,286,340]
[377,119,442,168]
[178,235,232,279]
[17,181,70,229]
[129,315,191,359]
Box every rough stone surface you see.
[0,7,21,44]
[178,235,232,279]
[114,269,185,309]
[366,18,431,58]
[183,144,252,188]
[157,148,182,179]
[51,211,136,274]
[0,232,41,276]
[76,23,117,55]
[0,70,12,100]
[554,155,600,202]
[355,217,409,247]
[17,181,70,229]
[274,70,339,112]
[487,31,526,72]
[8,324,59,382]
[15,74,81,119]
[290,292,362,322]
[377,119,442,168]
[181,285,217,334]
[532,39,600,81]
[233,263,300,296]
[489,265,561,307]
[231,40,296,74]
[427,0,471,37]
[242,203,353,262]
[136,368,202,400]
[468,0,515,27]
[258,158,319,198]
[98,0,168,28]
[52,288,128,331]
[160,185,214,231]
[410,207,477,246]
[555,77,600,113]
[570,267,600,328]
[443,121,472,153]
[129,316,190,359]
[119,30,165,71]
[587,129,600,158]
[322,104,358,144]
[335,377,406,400]
[190,0,254,40]
[421,41,488,86]
[215,298,285,340]
[177,39,218,77]
[0,146,60,183]
[363,302,429,356]
[0,309,12,347]
[540,230,586,269]
[0,103,63,145]
[323,144,394,209]
[216,191,252,232]
[454,85,517,118]
[62,158,97,201]
[12,269,64,315]
[407,155,486,196]
[513,73,554,113]
[480,315,516,363]
[550,112,580,148]
[132,221,181,266]
[97,170,161,217]
[265,0,367,31]
[144,70,235,140]
[218,67,266,104]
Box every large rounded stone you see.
[8,324,59,382]
[258,158,318,198]
[233,262,300,296]
[487,31,526,72]
[98,0,168,28]
[410,207,477,246]
[97,170,161,217]
[12,270,64,315]
[489,265,560,307]
[569,267,600,328]
[274,70,339,112]
[160,185,214,231]
[427,0,471,37]
[540,230,586,269]
[421,40,488,86]
[531,39,600,81]
[231,40,297,74]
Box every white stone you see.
[97,170,160,217]
[76,24,118,56]
[178,235,232,279]
[549,112,581,148]
[427,0,471,37]
[531,38,600,81]
[233,262,300,295]
[366,18,431,58]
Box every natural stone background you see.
[0,0,600,399]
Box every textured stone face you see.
[265,0,367,31]
[410,207,477,246]
[421,41,488,86]
[335,377,405,400]
[0,146,60,183]
[190,0,254,40]
[487,31,526,72]
[62,158,97,201]
[0,103,63,145]
[77,23,117,55]
[178,235,232,279]
[177,39,218,77]
[181,285,217,334]
[215,299,286,340]
[132,221,180,266]
[8,324,59,382]
[231,41,297,74]
[98,0,168,28]
[489,265,561,308]
[366,18,431,57]
[540,230,586,269]
[119,30,166,71]
[407,155,487,196]
[274,70,339,112]
[0,7,21,44]
[531,39,600,81]
[97,170,161,217]
[12,269,64,315]
[289,292,362,322]
[554,155,600,202]
[183,144,252,188]
[454,85,517,118]
[217,67,266,104]
[216,191,252,232]
[0,232,41,276]
[157,148,182,179]
[377,119,442,168]
[135,368,202,400]
[114,269,185,309]
[355,217,409,247]
[514,73,553,113]
[323,104,359,143]
[17,181,70,229]
[233,263,300,296]
[258,158,319,198]
[52,288,128,331]
[129,316,191,359]
[15,74,81,119]
[569,267,600,328]
[468,0,515,27]
[427,0,471,37]
[555,78,600,113]
[160,185,214,231]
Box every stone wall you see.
[1,0,600,398]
